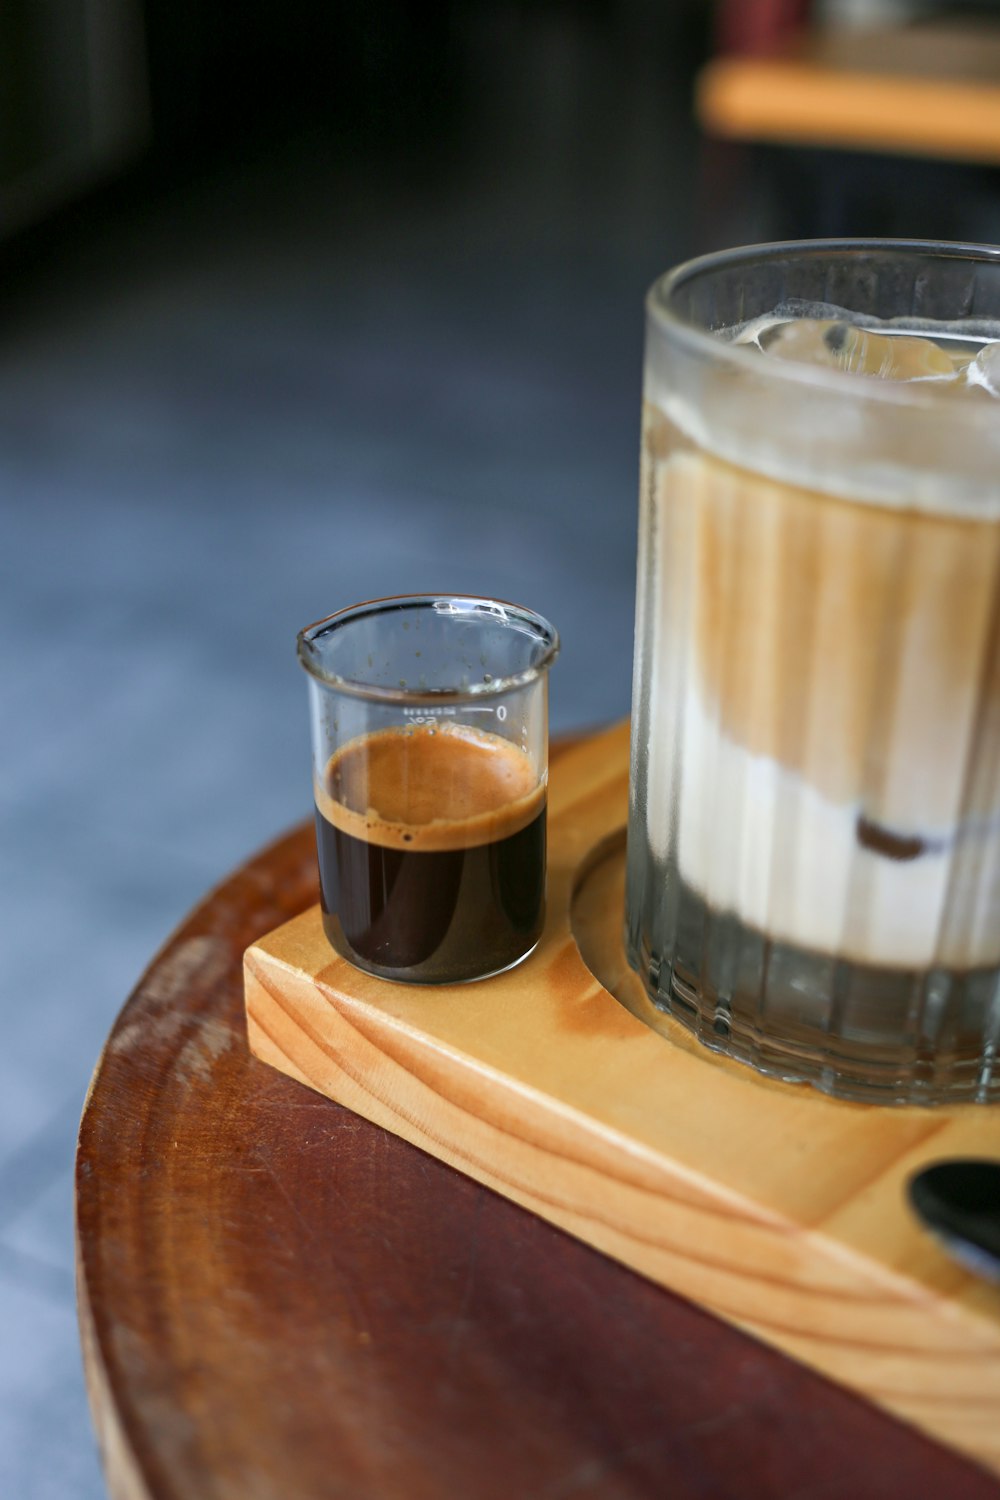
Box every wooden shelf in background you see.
[697,22,1000,163]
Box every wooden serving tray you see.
[244,721,1000,1478]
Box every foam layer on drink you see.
[640,362,1000,969]
[647,309,1000,517]
[316,723,544,852]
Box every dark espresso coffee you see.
[315,723,546,982]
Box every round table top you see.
[75,742,1000,1500]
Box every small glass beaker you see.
[298,595,559,984]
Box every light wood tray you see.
[245,721,1000,1477]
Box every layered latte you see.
[626,298,1000,1097]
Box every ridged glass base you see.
[625,861,1000,1106]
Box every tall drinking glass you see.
[625,240,1000,1104]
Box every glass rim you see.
[647,237,1000,418]
[297,593,560,704]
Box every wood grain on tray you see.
[245,721,1000,1479]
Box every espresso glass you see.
[625,240,1000,1104]
[298,595,558,984]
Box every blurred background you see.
[2,0,1000,1493]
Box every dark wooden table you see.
[75,743,1000,1499]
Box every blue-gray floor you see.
[0,19,700,1492]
